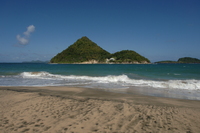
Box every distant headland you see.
[49,36,200,64]
[155,57,200,64]
[50,36,150,64]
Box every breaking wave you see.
[19,72,200,90]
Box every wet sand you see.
[0,86,200,133]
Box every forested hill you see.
[50,37,110,63]
[155,57,200,64]
[109,50,150,64]
[50,36,150,64]
[178,57,200,63]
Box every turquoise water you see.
[0,63,200,100]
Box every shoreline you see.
[1,85,200,101]
[1,86,200,132]
[1,86,200,106]
[49,62,151,64]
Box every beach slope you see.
[0,86,200,133]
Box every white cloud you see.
[24,25,35,36]
[16,25,35,45]
[16,35,29,45]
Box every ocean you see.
[0,63,200,100]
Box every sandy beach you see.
[0,86,200,133]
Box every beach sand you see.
[0,86,200,133]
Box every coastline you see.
[49,62,151,64]
[1,86,200,133]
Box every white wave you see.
[19,72,200,90]
[168,80,200,90]
[20,72,55,78]
[20,72,130,82]
[126,79,200,90]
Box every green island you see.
[156,57,200,64]
[50,36,150,64]
[107,50,150,64]
[155,60,178,64]
[50,36,200,64]
[178,57,200,63]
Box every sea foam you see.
[19,72,200,90]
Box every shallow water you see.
[0,63,200,100]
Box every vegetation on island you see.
[178,57,200,63]
[108,50,150,63]
[156,57,200,64]
[155,60,178,64]
[50,37,200,64]
[50,36,150,64]
[50,37,110,63]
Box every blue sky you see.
[0,0,200,62]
